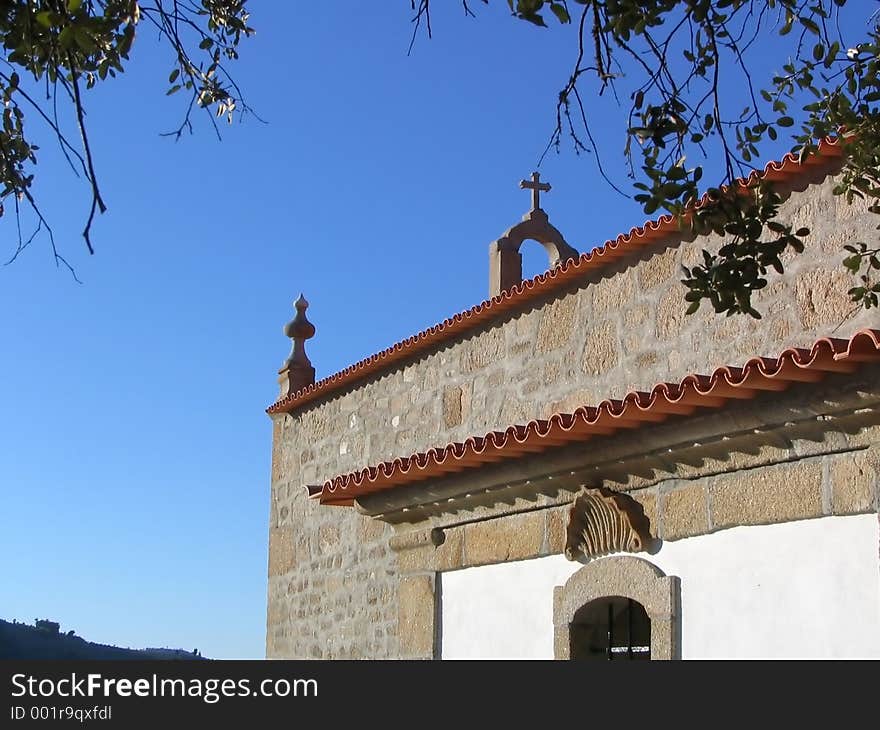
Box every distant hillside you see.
[0,619,207,660]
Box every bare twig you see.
[66,52,107,256]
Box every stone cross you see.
[520,171,551,211]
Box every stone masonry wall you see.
[266,171,879,658]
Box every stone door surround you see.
[553,556,680,660]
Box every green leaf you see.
[521,13,547,27]
[549,2,570,24]
[844,255,862,272]
[58,26,74,50]
[73,27,97,54]
[67,0,83,12]
[118,25,135,56]
[800,16,819,35]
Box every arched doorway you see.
[570,596,652,660]
[553,556,680,660]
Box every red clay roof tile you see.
[268,139,844,416]
[314,328,880,506]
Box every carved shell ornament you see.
[564,487,653,561]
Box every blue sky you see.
[0,3,870,659]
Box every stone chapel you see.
[265,139,880,659]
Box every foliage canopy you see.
[0,1,253,274]
[415,0,880,317]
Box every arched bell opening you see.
[521,237,558,281]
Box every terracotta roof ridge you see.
[268,138,845,416]
[315,328,880,506]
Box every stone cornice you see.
[356,369,880,525]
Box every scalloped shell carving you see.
[565,487,652,561]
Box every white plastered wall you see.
[440,514,880,659]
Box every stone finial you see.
[488,174,578,297]
[278,294,316,397]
